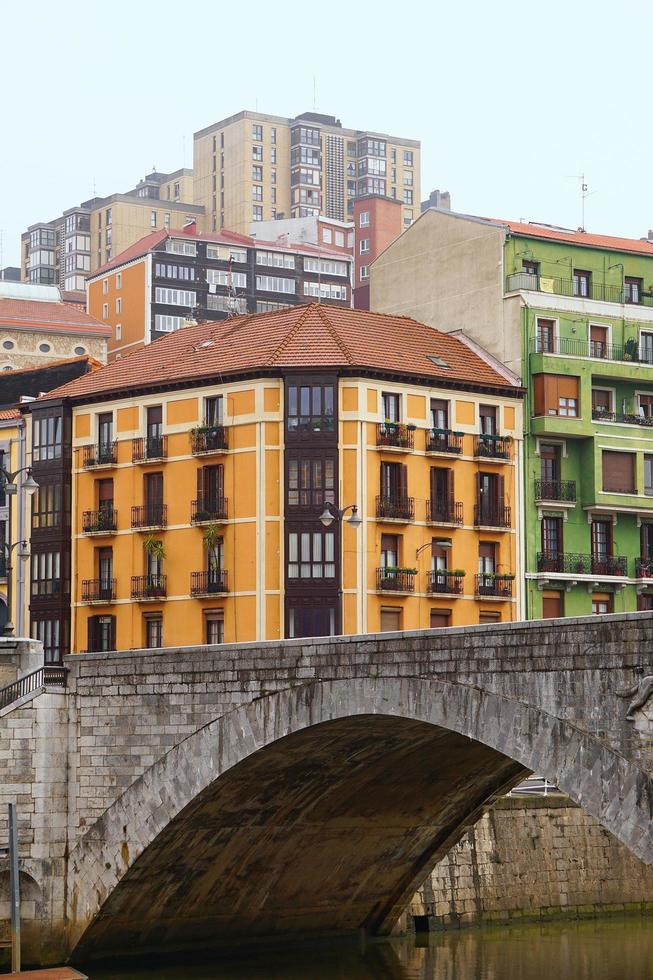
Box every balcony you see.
[131,574,167,600]
[537,552,628,576]
[376,567,417,593]
[427,570,465,595]
[474,434,513,461]
[190,569,229,596]
[636,558,653,579]
[82,508,117,534]
[81,578,116,603]
[507,272,653,308]
[426,428,463,455]
[376,423,415,451]
[474,504,511,529]
[592,409,653,428]
[530,335,653,365]
[191,496,229,524]
[534,480,577,503]
[132,435,168,463]
[82,442,117,468]
[376,494,415,522]
[426,499,463,525]
[475,574,514,598]
[131,504,167,530]
[190,424,229,455]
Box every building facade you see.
[353,196,403,309]
[193,110,420,235]
[0,409,25,633]
[86,226,353,361]
[372,209,653,619]
[21,170,203,290]
[35,304,523,655]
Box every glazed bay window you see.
[286,380,335,434]
[32,483,64,530]
[287,602,336,639]
[34,618,64,662]
[287,456,336,509]
[206,269,247,288]
[166,240,196,256]
[256,275,295,294]
[287,530,336,579]
[32,413,63,462]
[154,314,184,333]
[532,374,579,418]
[154,287,197,306]
[256,250,295,269]
[31,550,63,598]
[206,245,247,263]
[303,282,347,301]
[602,451,635,493]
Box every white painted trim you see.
[587,320,613,349]
[520,289,653,323]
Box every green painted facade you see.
[505,231,653,619]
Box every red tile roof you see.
[0,407,20,420]
[0,298,110,336]
[40,304,522,404]
[489,217,653,257]
[1,354,103,377]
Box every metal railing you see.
[534,480,577,502]
[530,335,653,364]
[506,271,653,307]
[636,558,653,578]
[376,568,417,592]
[82,508,118,533]
[190,569,229,595]
[592,409,653,427]
[81,578,116,603]
[131,574,167,599]
[426,498,463,524]
[427,570,465,594]
[537,552,628,576]
[474,503,512,528]
[474,574,514,598]
[426,429,463,454]
[190,425,229,454]
[376,423,415,450]
[474,434,513,460]
[82,442,117,467]
[0,665,67,712]
[191,496,228,523]
[376,494,415,521]
[132,435,168,462]
[131,504,167,529]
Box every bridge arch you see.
[67,674,653,960]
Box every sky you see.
[2,0,652,268]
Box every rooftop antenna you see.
[313,74,318,111]
[226,255,241,317]
[567,173,591,231]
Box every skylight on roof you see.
[428,355,450,369]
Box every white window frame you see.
[102,303,109,320]
[360,239,370,255]
[359,211,370,228]
[102,279,109,295]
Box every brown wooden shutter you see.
[87,616,98,653]
[602,451,635,493]
[479,542,495,560]
[107,615,116,651]
[217,463,224,496]
[532,374,545,416]
[399,464,408,498]
[497,474,505,507]
[430,467,438,502]
[380,608,401,632]
[447,469,454,502]
[542,592,563,618]
[558,375,579,399]
[590,325,608,343]
[430,610,451,628]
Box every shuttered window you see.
[592,389,612,414]
[430,610,451,628]
[602,451,635,493]
[542,592,563,619]
[532,374,580,417]
[380,607,402,632]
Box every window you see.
[322,228,333,244]
[39,342,51,353]
[87,615,115,653]
[287,530,336,579]
[478,541,496,577]
[541,516,562,556]
[154,262,196,280]
[536,318,555,353]
[164,213,171,229]
[303,282,347,301]
[256,250,295,269]
[359,239,370,254]
[625,277,642,304]
[591,520,612,563]
[252,185,263,201]
[97,411,113,449]
[592,389,612,416]
[102,279,109,295]
[359,211,370,228]
[479,405,497,435]
[590,325,608,358]
[205,612,224,644]
[116,272,122,289]
[286,381,335,434]
[430,610,452,628]
[154,287,196,306]
[271,127,276,144]
[303,257,348,277]
[542,591,563,619]
[207,269,247,288]
[403,172,414,186]
[34,618,64,662]
[532,374,580,418]
[166,240,197,256]
[403,150,414,166]
[102,303,109,320]
[271,169,277,184]
[253,206,263,221]
[2,340,14,350]
[540,443,560,483]
[31,550,62,597]
[430,398,449,429]
[145,614,163,649]
[252,124,263,141]
[573,269,590,298]
[256,275,295,294]
[252,165,263,181]
[477,473,505,525]
[645,456,653,496]
[205,395,223,425]
[360,266,369,281]
[335,231,344,247]
[403,189,413,205]
[271,149,277,164]
[150,211,157,228]
[559,396,578,417]
[32,483,63,530]
[115,298,122,314]
[382,392,400,422]
[380,607,402,632]
[479,611,501,624]
[287,456,336,508]
[348,141,357,156]
[287,602,337,639]
[32,414,63,461]
[206,245,247,263]
[154,314,184,333]
[592,596,613,615]
[602,451,635,493]
[639,394,653,419]
[256,300,291,313]
[252,145,263,161]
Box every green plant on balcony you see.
[623,337,639,361]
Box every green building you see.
[372,209,653,618]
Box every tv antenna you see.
[567,173,592,231]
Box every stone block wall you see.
[406,796,653,930]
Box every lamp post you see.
[1,466,38,637]
[318,502,362,633]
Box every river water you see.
[91,917,653,980]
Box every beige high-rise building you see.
[194,110,420,235]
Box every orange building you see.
[34,304,524,652]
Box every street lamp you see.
[1,465,39,637]
[319,502,362,528]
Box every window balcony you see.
[426,429,463,455]
[376,423,415,451]
[82,442,117,468]
[376,567,417,593]
[474,573,514,598]
[82,508,117,534]
[132,435,168,463]
[81,578,116,603]
[426,499,463,525]
[592,409,653,428]
[474,434,513,461]
[427,570,465,595]
[507,272,653,307]
[534,480,577,503]
[376,494,415,522]
[191,496,228,524]
[536,552,628,576]
[190,569,229,596]
[190,424,229,455]
[131,504,167,530]
[474,504,511,529]
[131,574,167,600]
[636,558,653,579]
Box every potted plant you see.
[623,337,639,361]
[143,536,165,595]
[203,524,223,591]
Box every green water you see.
[90,916,653,979]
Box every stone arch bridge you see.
[1,612,653,965]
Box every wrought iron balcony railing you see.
[190,425,229,455]
[534,480,577,503]
[132,435,168,463]
[592,409,653,427]
[426,498,463,525]
[537,552,628,576]
[131,574,167,600]
[190,569,229,596]
[376,494,415,522]
[376,567,417,593]
[131,504,167,529]
[474,434,513,460]
[474,573,514,598]
[376,423,415,450]
[82,441,118,468]
[427,570,465,595]
[82,508,117,534]
[636,558,653,578]
[191,496,228,524]
[507,271,653,308]
[81,578,116,603]
[530,335,653,364]
[474,504,511,528]
[426,428,463,454]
